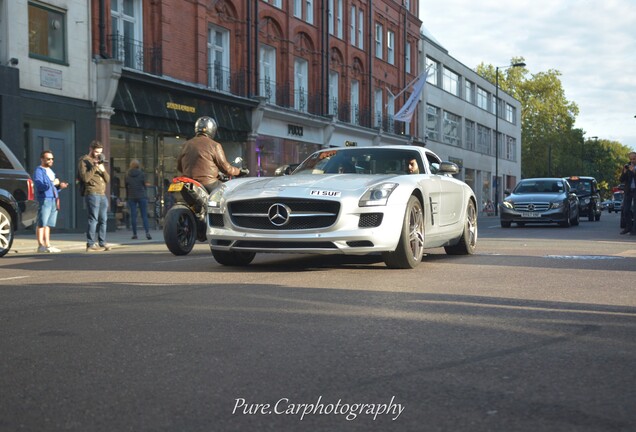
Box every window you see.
[329,71,339,116]
[387,30,395,65]
[505,136,517,161]
[443,111,461,146]
[442,67,459,96]
[426,57,438,86]
[387,93,395,133]
[375,23,383,59]
[335,0,343,38]
[262,0,282,7]
[29,2,66,63]
[294,58,308,112]
[426,105,440,141]
[111,0,142,69]
[259,45,277,103]
[208,25,230,92]
[465,120,475,151]
[505,103,515,123]
[405,42,411,74]
[465,80,474,104]
[357,10,364,50]
[329,0,335,34]
[477,87,488,110]
[295,0,313,24]
[374,89,383,128]
[349,5,355,42]
[477,124,491,154]
[351,80,360,125]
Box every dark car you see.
[0,139,37,256]
[565,176,601,221]
[500,177,580,228]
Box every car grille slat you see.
[228,198,340,230]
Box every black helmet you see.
[194,116,217,139]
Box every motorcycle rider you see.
[177,116,249,193]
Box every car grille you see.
[228,198,340,230]
[513,202,550,212]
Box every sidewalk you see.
[12,228,165,255]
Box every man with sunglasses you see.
[33,150,68,253]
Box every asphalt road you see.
[0,212,634,432]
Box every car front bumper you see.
[499,206,569,224]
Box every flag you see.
[393,70,429,123]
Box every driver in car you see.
[177,116,249,193]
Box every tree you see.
[476,59,633,191]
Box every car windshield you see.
[293,148,424,175]
[514,180,565,194]
[568,179,591,194]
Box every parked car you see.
[500,177,580,228]
[565,176,601,221]
[608,190,624,213]
[207,145,477,269]
[0,139,37,256]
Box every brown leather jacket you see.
[176,135,240,186]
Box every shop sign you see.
[166,101,196,113]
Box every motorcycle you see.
[163,158,246,256]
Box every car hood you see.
[223,174,399,198]
[505,192,565,202]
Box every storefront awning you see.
[111,79,251,143]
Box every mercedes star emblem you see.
[268,203,291,226]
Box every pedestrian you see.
[619,152,636,235]
[33,150,68,253]
[177,116,249,193]
[77,140,111,251]
[125,159,152,240]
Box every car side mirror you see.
[504,189,511,195]
[438,162,459,175]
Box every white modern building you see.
[417,28,522,214]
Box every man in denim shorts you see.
[33,150,68,253]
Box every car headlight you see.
[502,201,514,209]
[359,183,398,207]
[582,198,590,205]
[550,201,564,209]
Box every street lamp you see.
[494,61,526,216]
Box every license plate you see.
[168,182,184,192]
[521,212,540,218]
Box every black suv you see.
[0,139,37,256]
[566,176,601,221]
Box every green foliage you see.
[476,58,632,190]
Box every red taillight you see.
[27,178,35,201]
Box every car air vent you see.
[359,213,383,228]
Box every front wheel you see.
[445,200,477,255]
[382,196,425,269]
[163,206,197,255]
[0,207,14,257]
[212,250,256,266]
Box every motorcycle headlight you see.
[359,183,398,207]
[502,201,514,209]
[550,201,564,209]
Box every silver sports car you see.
[207,145,477,268]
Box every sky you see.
[419,0,636,151]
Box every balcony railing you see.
[108,34,161,75]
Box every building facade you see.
[92,0,423,223]
[0,0,95,230]
[418,29,522,214]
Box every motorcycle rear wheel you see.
[163,205,197,255]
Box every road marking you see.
[544,255,625,260]
[0,275,29,281]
